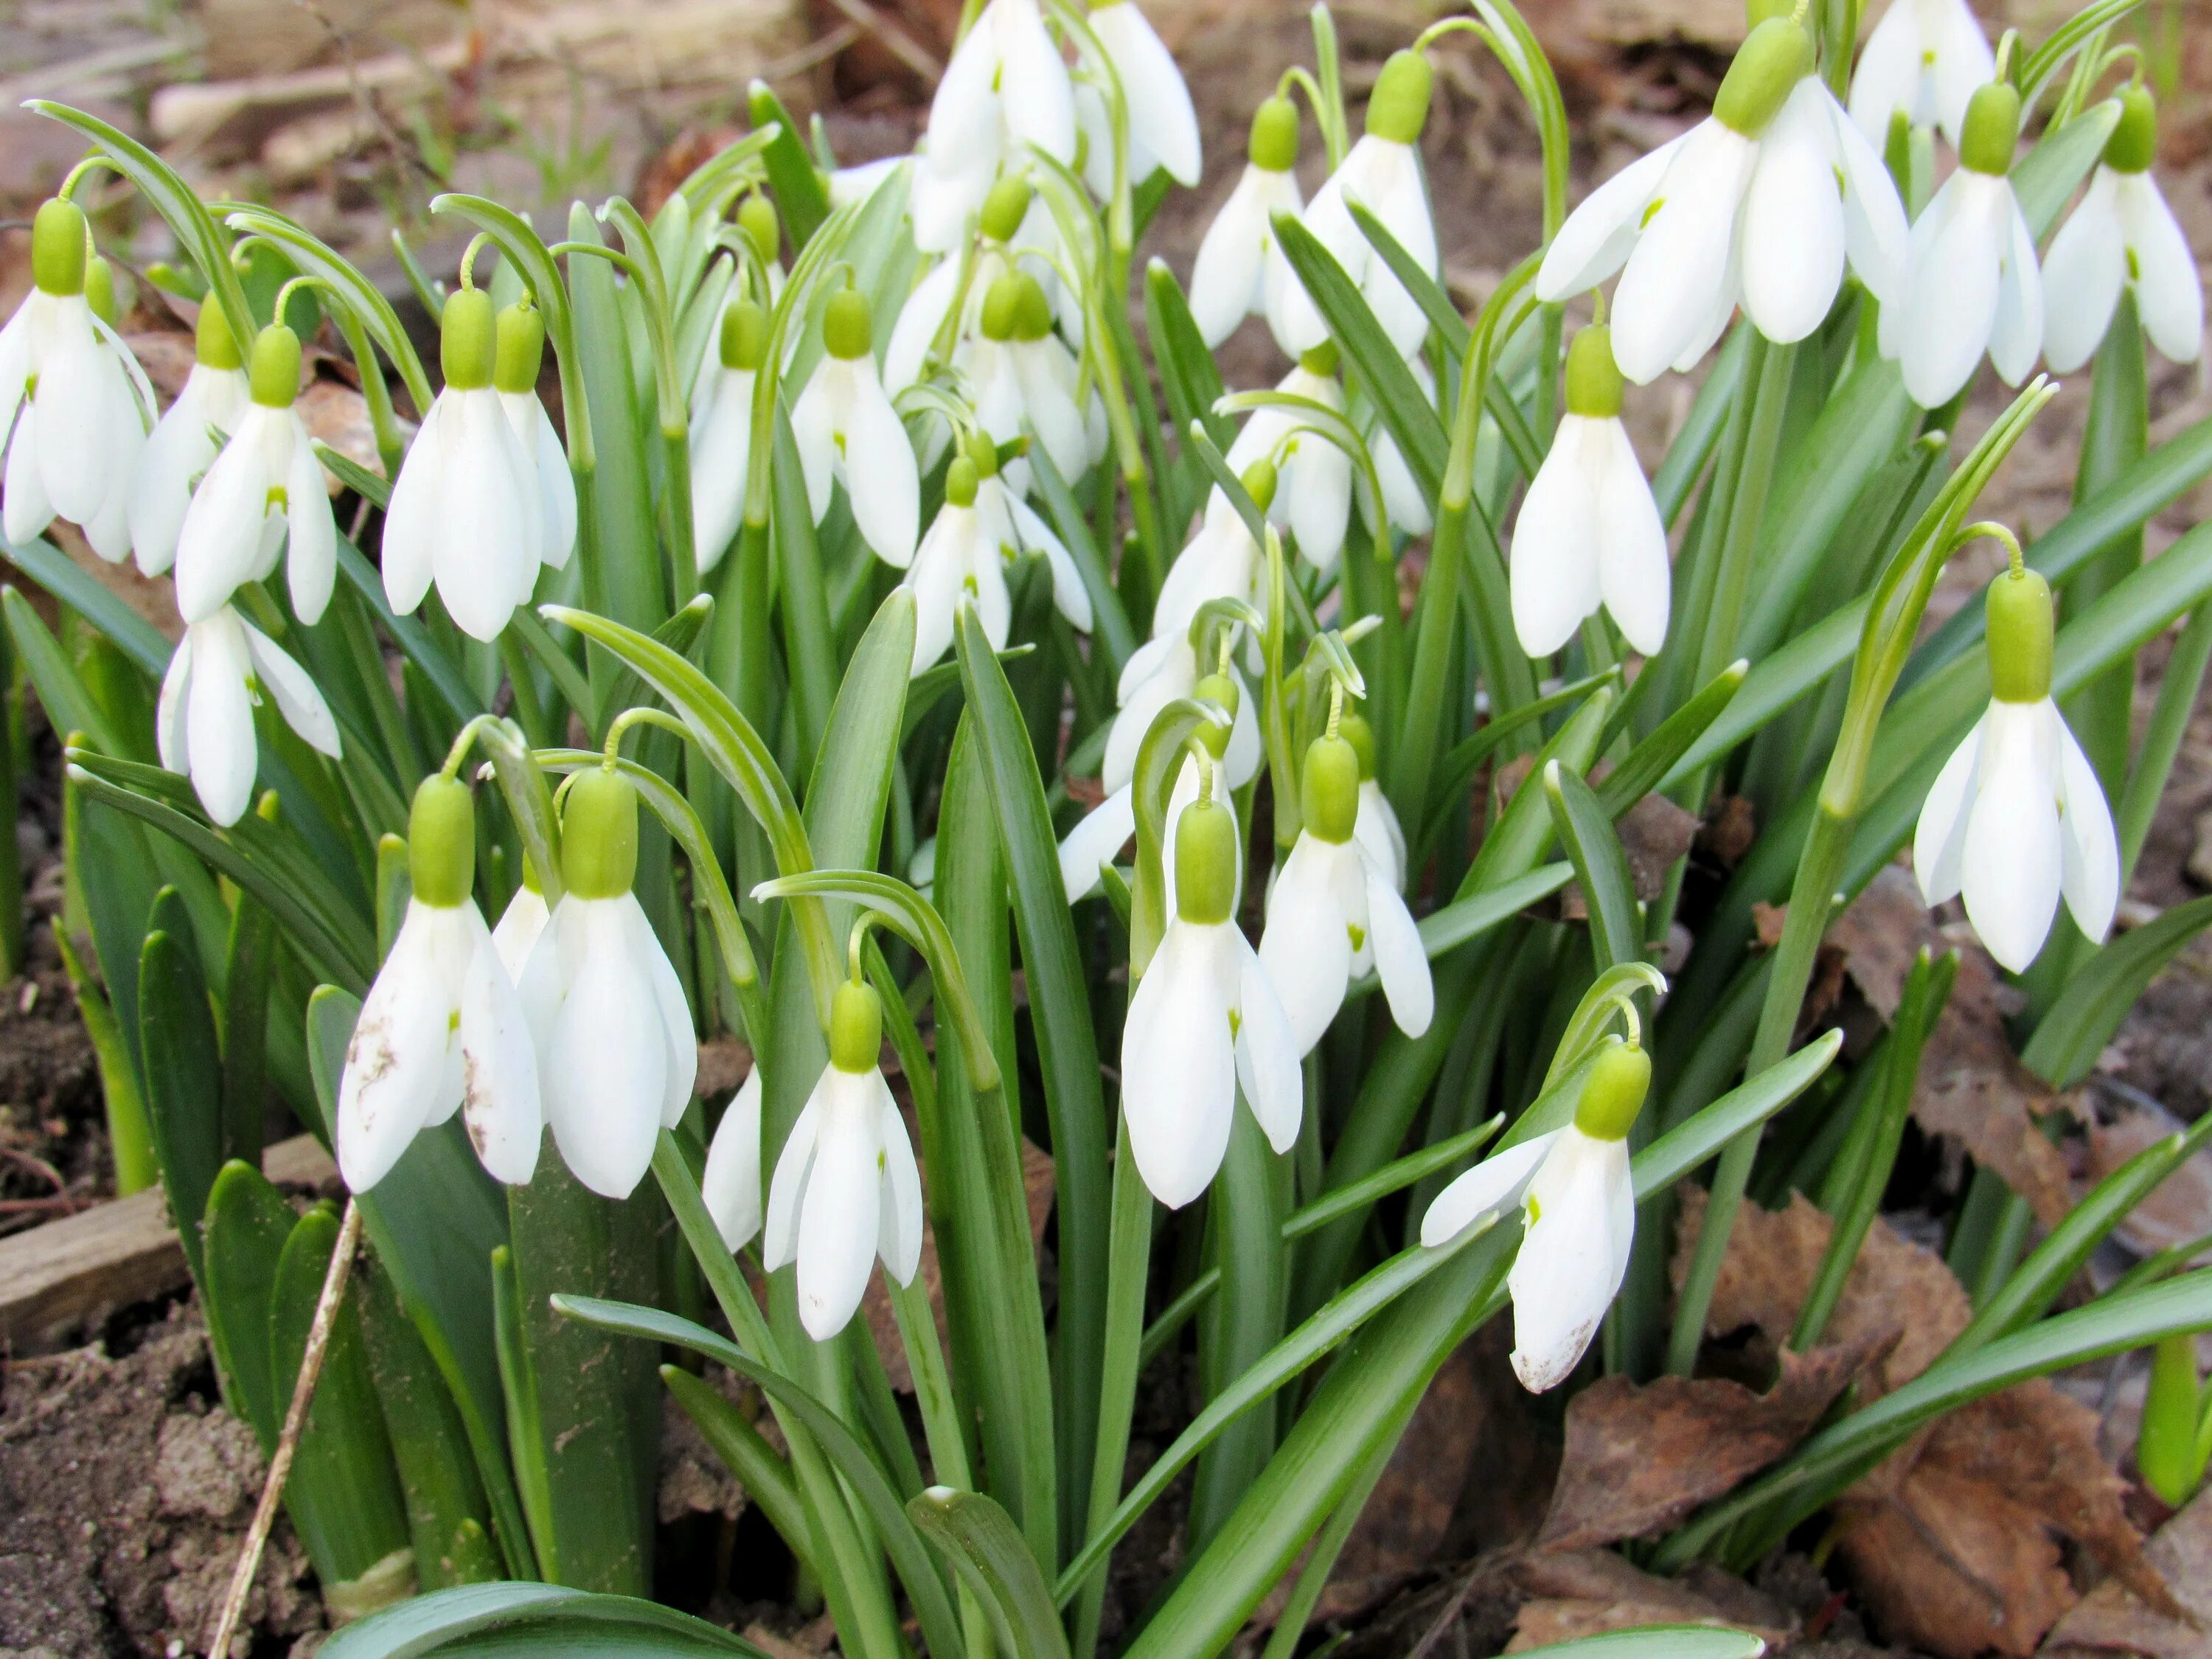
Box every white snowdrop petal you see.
[2,403,55,544]
[874,1074,925,1283]
[846,370,921,568]
[790,373,839,524]
[282,420,337,625]
[35,308,116,523]
[543,899,666,1197]
[1594,420,1671,656]
[1510,418,1603,658]
[702,1069,765,1252]
[240,620,343,759]
[886,259,961,396]
[1256,835,1357,1057]
[492,887,549,984]
[1233,936,1304,1154]
[129,384,218,577]
[1847,0,1922,143]
[1096,2,1200,185]
[1011,493,1093,632]
[1537,136,1685,302]
[2119,172,2205,366]
[1960,701,2062,973]
[1121,921,1237,1208]
[795,1069,885,1339]
[762,1095,823,1272]
[1508,1131,1618,1390]
[2051,704,2120,947]
[1928,0,1997,147]
[524,396,577,569]
[1613,125,1756,383]
[381,395,447,616]
[998,0,1077,162]
[1829,88,1910,303]
[2040,172,2127,375]
[1355,781,1407,894]
[1899,175,2006,408]
[619,891,698,1127]
[1419,1132,1559,1248]
[1989,198,2045,387]
[437,392,532,640]
[1913,714,1985,906]
[459,919,543,1185]
[156,634,195,778]
[1189,175,1270,347]
[186,613,259,826]
[337,908,456,1191]
[174,410,276,624]
[1363,854,1433,1038]
[1741,81,1847,345]
[689,370,755,573]
[1060,784,1136,903]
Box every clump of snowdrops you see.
[7,0,2212,1652]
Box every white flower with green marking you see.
[911,0,1075,254]
[701,1068,765,1253]
[1189,97,1305,350]
[1075,0,1201,196]
[793,288,921,570]
[904,442,1092,677]
[1152,459,1276,647]
[156,604,341,827]
[1848,0,1994,147]
[1223,345,1354,572]
[130,302,248,579]
[689,298,767,575]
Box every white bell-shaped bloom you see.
[518,770,698,1199]
[793,290,920,569]
[173,323,335,627]
[1152,473,1272,650]
[1258,726,1432,1054]
[1879,80,2041,408]
[1359,360,1436,538]
[1913,568,2118,973]
[1120,787,1301,1207]
[1538,24,1907,382]
[337,778,540,1192]
[1224,349,1354,571]
[689,298,767,576]
[2042,90,2202,374]
[1357,775,1407,892]
[492,876,550,980]
[492,304,577,578]
[960,271,1099,498]
[911,0,1075,254]
[1510,324,1669,658]
[156,605,341,827]
[1062,671,1253,904]
[1270,52,1440,361]
[763,979,925,1340]
[1420,1040,1648,1391]
[1099,631,1261,801]
[887,177,1070,395]
[905,449,1091,675]
[1073,0,1200,195]
[1190,97,1305,349]
[1,202,154,564]
[1848,0,1994,148]
[830,156,907,210]
[128,305,250,577]
[701,1068,766,1253]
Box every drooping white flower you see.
[1336,710,1407,892]
[1270,51,1440,361]
[793,288,920,569]
[492,300,577,580]
[1119,785,1301,1207]
[1510,324,1669,658]
[961,271,1100,498]
[1189,97,1305,349]
[337,776,540,1192]
[492,871,550,980]
[1224,347,1354,571]
[911,0,1075,254]
[1,199,155,565]
[887,175,1057,396]
[689,298,766,576]
[1419,1039,1648,1391]
[129,303,250,577]
[763,978,924,1340]
[1258,724,1432,1054]
[1097,629,1261,802]
[1152,462,1274,650]
[700,1067,765,1252]
[830,156,908,210]
[156,604,342,827]
[519,769,698,1199]
[1879,80,2042,408]
[905,442,1092,675]
[1848,0,1995,148]
[2042,88,2203,375]
[1537,18,1908,383]
[1913,566,2118,973]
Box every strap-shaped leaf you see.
[1545,761,1641,970]
[910,1488,1073,1659]
[2023,896,2212,1089]
[225,204,434,415]
[322,1582,777,1658]
[747,81,830,245]
[3,538,171,676]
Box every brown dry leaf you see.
[2043,1484,2212,1659]
[1753,902,1788,950]
[694,1037,752,1100]
[298,376,396,493]
[1505,1548,1795,1652]
[1700,795,1757,868]
[1618,794,1701,902]
[2084,1094,2212,1258]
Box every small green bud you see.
[1959,80,2022,175]
[719,299,769,372]
[1564,324,1626,419]
[739,195,782,266]
[31,198,87,298]
[1744,0,1794,25]
[1241,456,1279,513]
[1986,567,2053,703]
[494,301,546,394]
[2106,86,2157,174]
[830,978,884,1073]
[561,767,640,900]
[1366,50,1433,146]
[195,300,243,372]
[945,456,981,508]
[980,272,1023,343]
[1573,1040,1651,1141]
[84,257,118,329]
[1339,711,1377,782]
[1012,272,1054,343]
[1192,672,1239,757]
[2138,1333,2206,1506]
[980,174,1034,243]
[441,287,495,392]
[823,288,873,361]
[248,324,302,408]
[1301,732,1360,844]
[407,774,477,907]
[1298,340,1340,378]
[964,426,1002,479]
[1250,97,1300,173]
[1713,16,1815,136]
[1174,796,1240,925]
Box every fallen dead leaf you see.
[1617,795,1701,902]
[1753,902,1788,950]
[1700,795,1756,869]
[1505,1548,1795,1651]
[2083,1093,2212,1259]
[694,1037,752,1101]
[2043,1484,2212,1659]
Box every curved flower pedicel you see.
[1848,0,1995,147]
[1420,1037,1649,1391]
[905,442,1091,676]
[794,289,921,570]
[911,0,1076,254]
[2042,88,2204,375]
[337,776,540,1192]
[157,604,341,827]
[1077,0,1202,196]
[689,299,767,575]
[130,302,249,577]
[1189,97,1304,350]
[1225,344,1354,571]
[1537,13,1907,383]
[1914,562,2118,973]
[764,975,924,1340]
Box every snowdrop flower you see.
[911,0,1075,254]
[491,299,577,579]
[2042,88,2203,375]
[519,768,699,1199]
[1152,458,1275,649]
[1258,720,1432,1054]
[830,156,907,210]
[173,321,335,627]
[337,776,540,1192]
[1119,770,1301,1207]
[1099,629,1261,802]
[1509,324,1669,658]
[1879,79,2042,408]
[1189,97,1304,349]
[887,176,1040,396]
[382,288,547,641]
[736,195,787,303]
[793,289,920,568]
[700,1067,765,1253]
[1270,51,1440,361]
[1339,712,1407,892]
[1537,15,1908,382]
[689,299,767,575]
[1360,358,1435,538]
[964,271,1098,496]
[1225,344,1354,571]
[1848,0,1994,148]
[1,198,154,564]
[1913,563,2118,972]
[763,975,924,1340]
[129,302,250,578]
[1075,0,1201,196]
[491,863,550,980]
[1419,1037,1649,1391]
[904,442,1092,675]
[156,604,341,827]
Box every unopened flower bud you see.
[494,300,546,394]
[248,323,302,408]
[1366,50,1433,146]
[719,299,769,372]
[1714,16,1815,136]
[1250,96,1300,173]
[980,175,1034,243]
[1986,567,2053,704]
[1573,1040,1651,1141]
[1301,731,1360,844]
[1959,80,2022,176]
[829,978,884,1073]
[1565,324,1626,419]
[1175,796,1239,925]
[561,767,639,900]
[441,287,495,392]
[31,198,87,298]
[407,773,478,908]
[823,288,873,361]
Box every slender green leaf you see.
[322,1582,777,1658]
[910,1488,1074,1659]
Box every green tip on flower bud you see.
[1574,1040,1651,1141]
[739,195,782,266]
[1366,50,1433,146]
[494,301,546,394]
[83,257,117,329]
[719,299,769,372]
[561,768,640,900]
[1175,796,1240,925]
[1986,566,2053,703]
[1250,96,1300,172]
[1959,80,2023,175]
[2106,86,2157,173]
[1743,0,1794,25]
[1012,272,1054,343]
[195,300,243,372]
[1339,711,1376,781]
[980,272,1023,343]
[830,978,884,1073]
[441,287,495,392]
[32,198,88,298]
[945,456,980,508]
[964,426,1002,479]
[1298,340,1340,378]
[1301,732,1360,844]
[1565,324,1626,419]
[1241,456,1279,513]
[1714,15,1815,136]
[248,324,302,408]
[980,174,1034,243]
[1192,672,1239,757]
[407,774,477,907]
[824,288,873,361]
